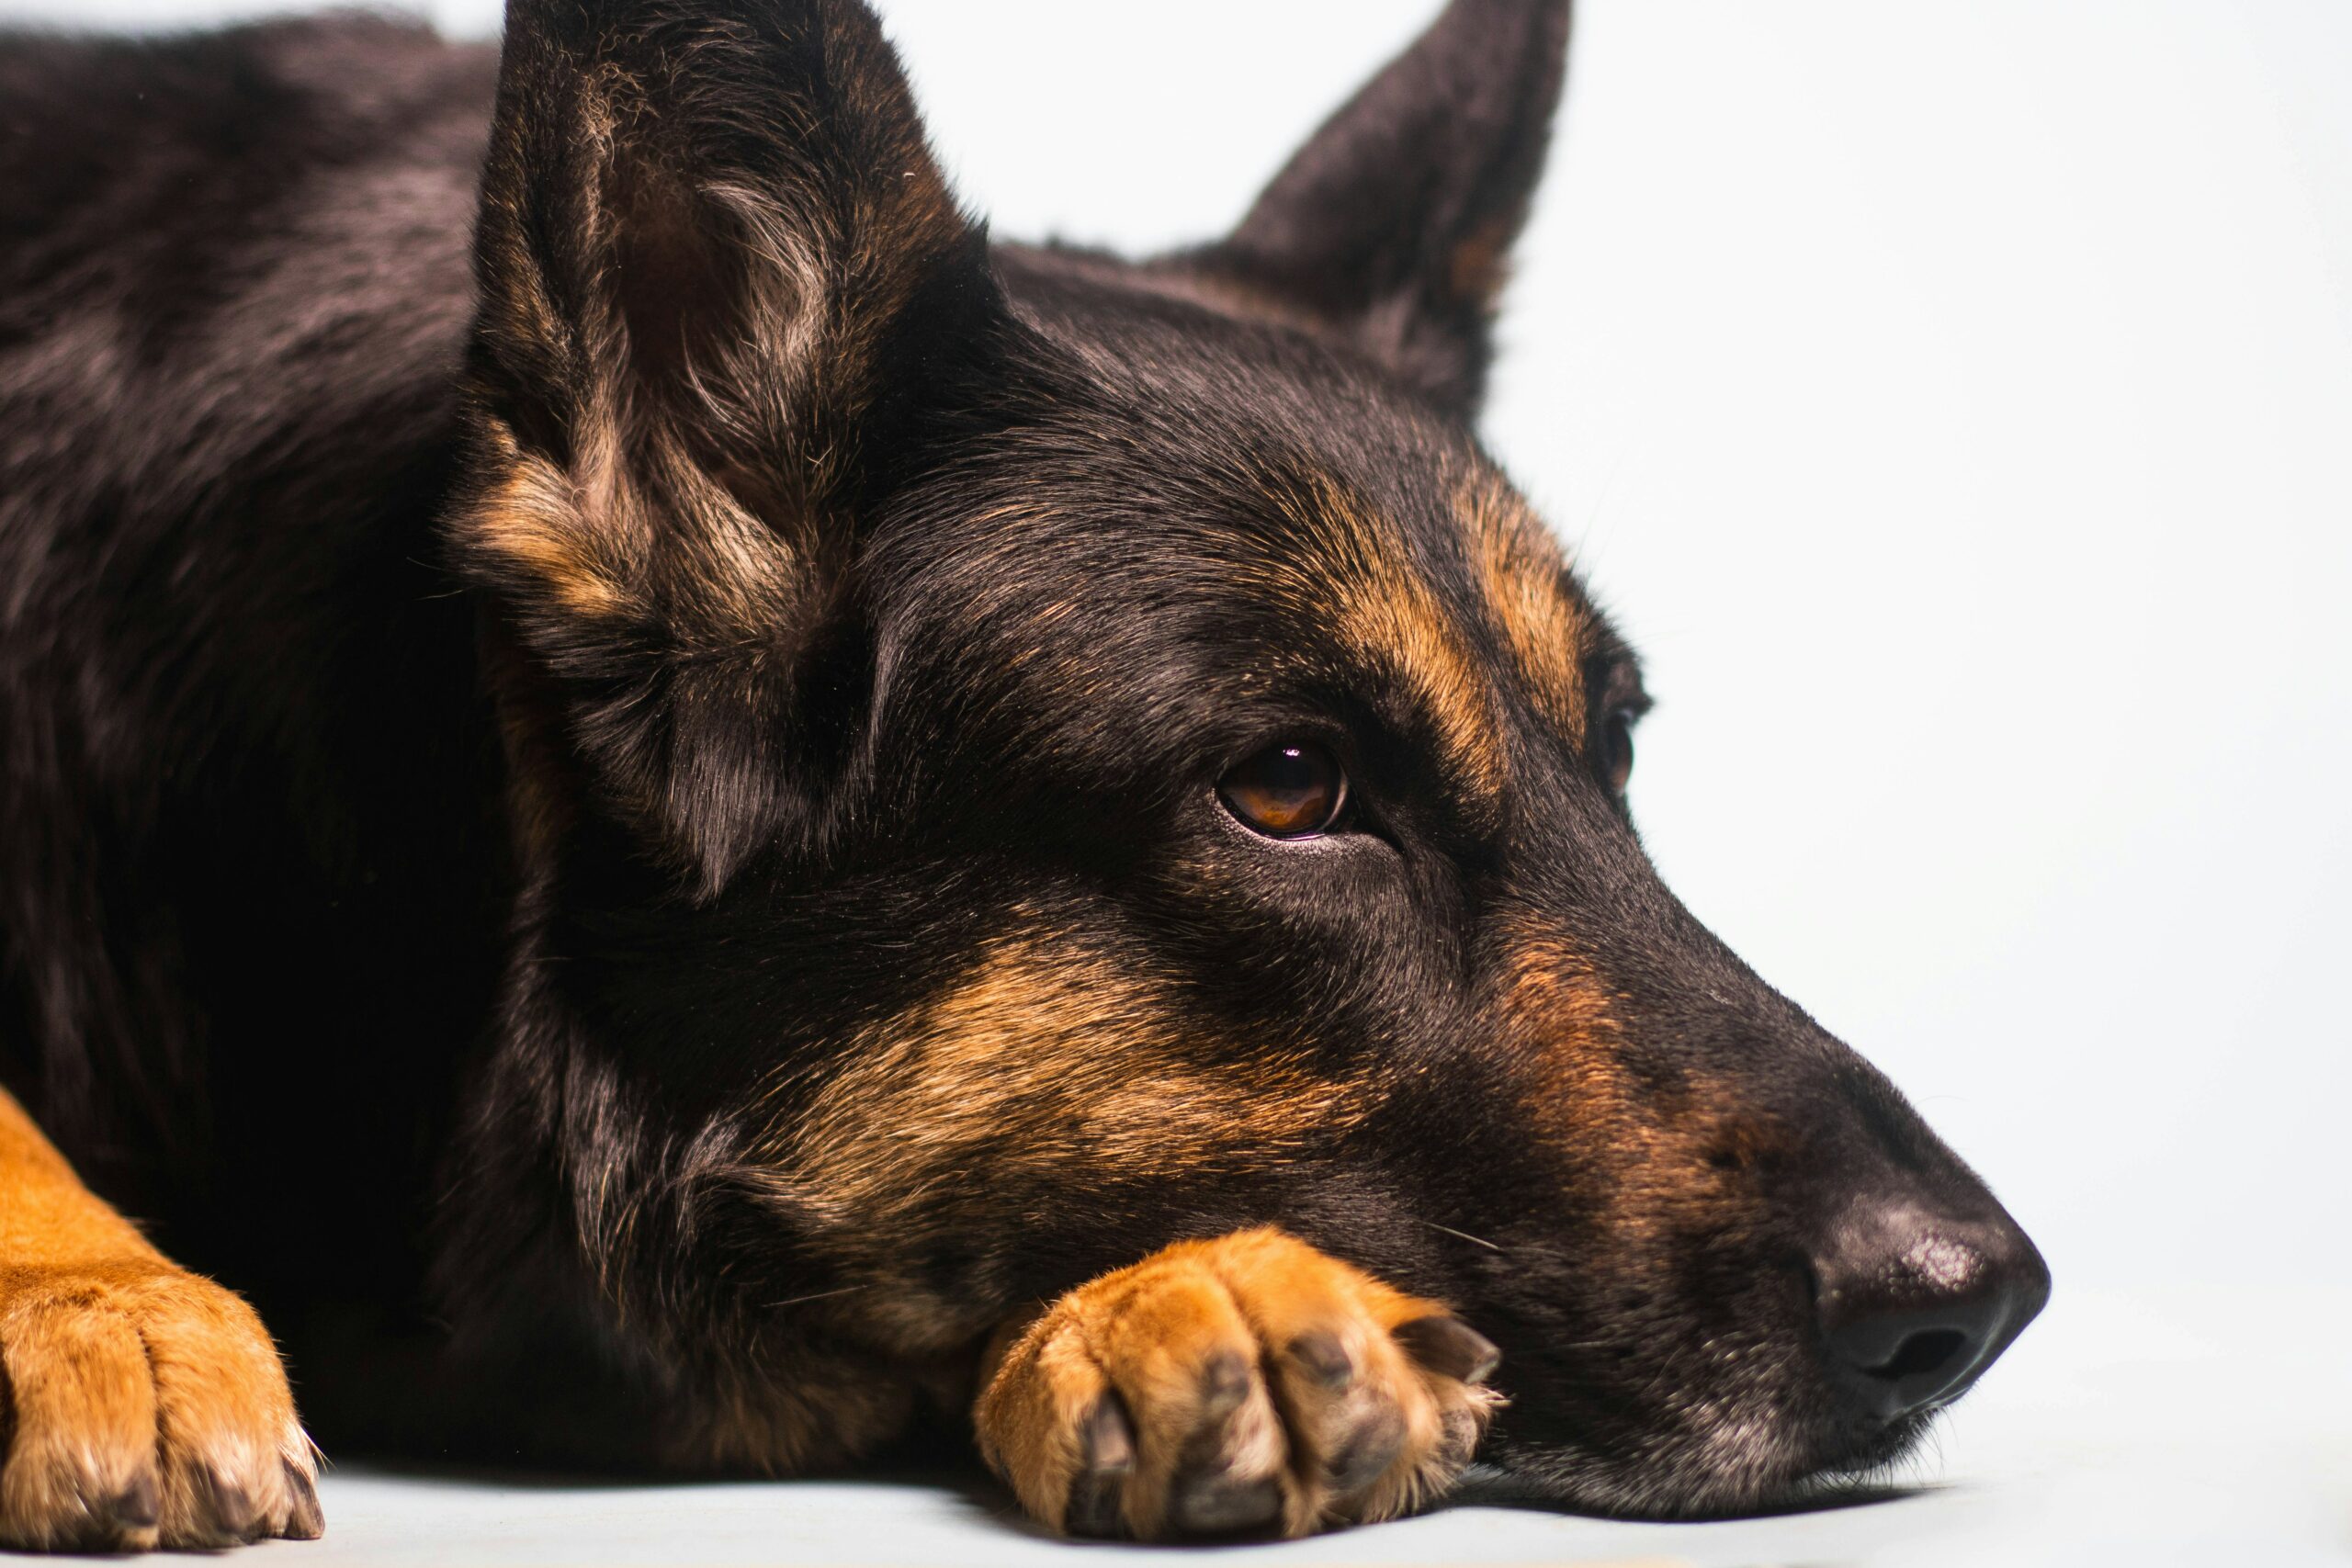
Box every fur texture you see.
[0,0,2046,1547]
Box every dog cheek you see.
[745,934,1364,1353]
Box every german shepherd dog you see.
[0,0,2050,1550]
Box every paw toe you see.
[1324,1396,1407,1495]
[282,1459,326,1540]
[1169,1464,1283,1536]
[1062,1393,1133,1538]
[1392,1313,1501,1384]
[0,1267,319,1552]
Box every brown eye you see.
[1602,709,1635,795]
[1218,742,1347,839]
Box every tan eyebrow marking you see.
[1460,474,1589,746]
[1266,472,1509,809]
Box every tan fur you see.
[975,1227,1499,1540]
[1498,919,1773,1251]
[760,933,1363,1354]
[1269,475,1510,806]
[1463,474,1589,744]
[1498,917,1659,1167]
[1498,917,1630,1055]
[0,1089,318,1551]
[458,412,819,652]
[458,446,636,622]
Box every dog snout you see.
[1810,1195,2051,1424]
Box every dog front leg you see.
[0,1086,320,1551]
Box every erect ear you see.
[1191,0,1572,416]
[452,0,997,890]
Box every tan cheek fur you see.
[1498,918,1649,1157]
[755,935,1364,1352]
[1498,919,1775,1255]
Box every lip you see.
[1485,1400,1946,1521]
[1472,1291,1972,1520]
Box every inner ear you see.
[610,159,745,401]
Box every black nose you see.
[1811,1197,2051,1423]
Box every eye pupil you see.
[1218,742,1346,839]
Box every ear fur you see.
[1194,0,1573,415]
[451,0,995,890]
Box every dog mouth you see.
[1476,1400,1946,1521]
[1464,1288,1967,1524]
[1473,1168,2051,1518]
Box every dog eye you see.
[1602,709,1635,795]
[1218,742,1347,839]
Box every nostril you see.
[1810,1197,2050,1424]
[1863,1326,1967,1383]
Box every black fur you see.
[0,0,2044,1522]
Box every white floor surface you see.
[121,1285,2348,1568]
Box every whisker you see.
[1418,1219,1505,1253]
[765,1284,866,1312]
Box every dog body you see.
[0,0,2047,1551]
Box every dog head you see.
[448,0,2048,1513]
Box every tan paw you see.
[0,1260,321,1551]
[975,1226,1500,1540]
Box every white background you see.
[16,0,2347,1301]
[9,0,2349,1545]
